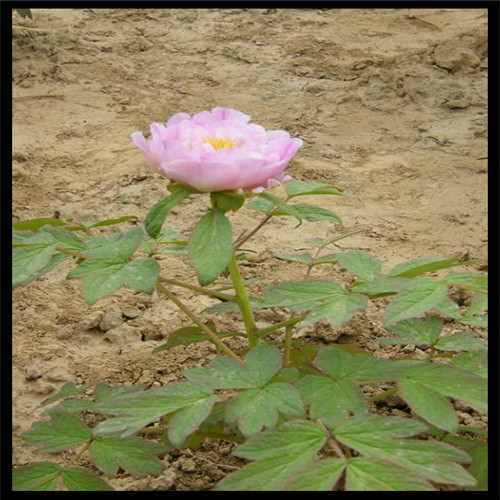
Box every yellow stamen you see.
[204,137,236,150]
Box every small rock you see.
[104,325,141,344]
[79,311,104,330]
[100,311,124,332]
[56,325,75,340]
[177,458,197,472]
[24,368,42,381]
[457,411,473,425]
[28,381,56,396]
[122,307,140,319]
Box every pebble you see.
[100,311,124,332]
[457,411,473,425]
[148,468,177,490]
[45,367,73,383]
[104,325,141,344]
[28,381,55,396]
[122,307,140,319]
[56,325,75,340]
[24,368,43,381]
[177,458,197,472]
[79,311,104,330]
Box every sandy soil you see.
[12,8,487,490]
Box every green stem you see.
[227,254,258,347]
[255,314,307,339]
[284,325,294,367]
[157,283,242,363]
[159,277,235,302]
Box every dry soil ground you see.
[12,8,487,490]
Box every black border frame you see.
[1,1,498,498]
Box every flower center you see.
[204,137,236,150]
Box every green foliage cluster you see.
[12,179,487,491]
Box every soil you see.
[12,8,488,491]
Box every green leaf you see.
[13,218,66,231]
[286,458,346,490]
[398,378,458,432]
[61,467,113,491]
[88,215,138,228]
[443,272,487,293]
[435,295,463,319]
[167,396,218,447]
[467,442,488,490]
[286,179,343,198]
[345,458,434,491]
[389,256,464,278]
[384,278,449,325]
[41,383,87,406]
[13,462,62,491]
[216,420,328,491]
[334,251,382,281]
[234,420,328,461]
[314,345,422,382]
[184,345,282,390]
[82,227,144,260]
[258,280,367,327]
[380,317,443,346]
[334,417,475,486]
[275,253,314,265]
[93,382,214,437]
[22,414,91,453]
[297,375,367,427]
[225,383,304,436]
[190,209,233,286]
[450,351,487,379]
[435,332,486,352]
[351,276,412,297]
[400,363,487,413]
[283,203,342,224]
[145,186,193,239]
[153,323,240,352]
[210,191,245,212]
[68,257,159,305]
[90,435,166,477]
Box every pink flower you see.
[131,107,302,192]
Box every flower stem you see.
[159,277,235,302]
[156,283,242,363]
[227,254,258,347]
[235,212,274,249]
[284,324,294,367]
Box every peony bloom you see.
[131,107,302,192]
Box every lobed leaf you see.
[285,179,343,198]
[389,256,464,278]
[285,458,346,491]
[334,250,382,281]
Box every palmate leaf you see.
[89,435,166,477]
[285,458,346,491]
[68,228,159,304]
[297,375,367,427]
[22,414,91,453]
[398,362,487,413]
[351,276,412,297]
[184,345,282,390]
[334,251,382,281]
[145,185,193,238]
[258,280,367,328]
[12,230,69,288]
[345,458,434,491]
[384,278,449,325]
[190,208,233,285]
[333,415,476,487]
[13,462,113,491]
[93,382,216,438]
[225,382,304,436]
[313,345,422,382]
[216,421,328,491]
[41,382,87,406]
